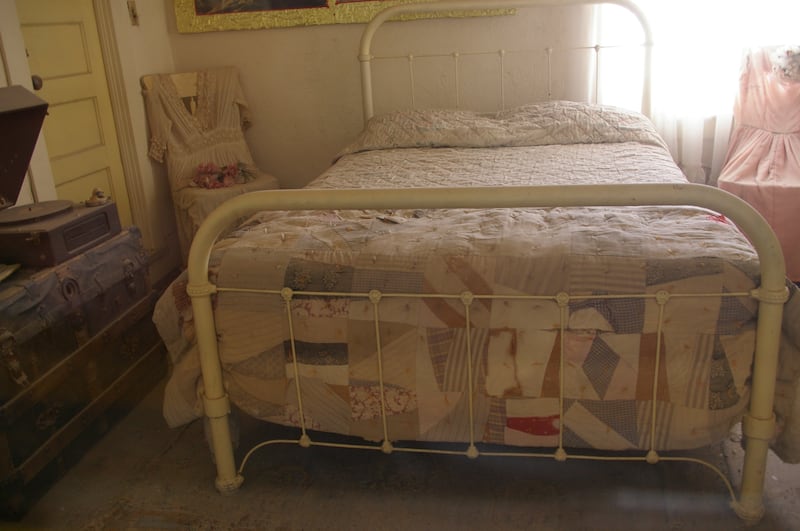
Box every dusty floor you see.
[5,377,800,530]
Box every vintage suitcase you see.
[0,227,167,517]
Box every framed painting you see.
[175,0,438,33]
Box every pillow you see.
[338,100,666,158]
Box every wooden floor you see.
[6,377,800,530]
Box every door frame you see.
[91,0,152,248]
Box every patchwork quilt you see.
[153,102,800,459]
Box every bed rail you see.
[187,183,787,524]
[358,0,653,123]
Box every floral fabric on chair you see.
[143,66,279,263]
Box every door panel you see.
[21,23,88,78]
[16,0,132,225]
[51,147,109,187]
[44,98,103,159]
[56,168,112,200]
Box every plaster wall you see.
[164,5,594,189]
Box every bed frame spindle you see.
[359,0,653,121]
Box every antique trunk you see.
[0,227,167,516]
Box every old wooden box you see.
[0,227,167,516]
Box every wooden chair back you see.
[141,71,199,115]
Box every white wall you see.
[164,5,593,189]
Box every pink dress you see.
[718,47,800,281]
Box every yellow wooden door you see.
[16,0,132,226]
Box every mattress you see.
[154,101,800,455]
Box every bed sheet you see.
[153,102,800,457]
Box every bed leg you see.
[732,439,767,524]
[189,281,245,493]
[203,391,244,494]
[732,287,786,524]
[731,414,775,524]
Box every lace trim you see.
[160,72,205,132]
[148,137,166,162]
[772,45,800,82]
[195,69,217,131]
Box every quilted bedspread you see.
[154,102,800,459]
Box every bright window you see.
[597,0,799,182]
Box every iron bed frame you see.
[184,0,789,523]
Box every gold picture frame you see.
[175,0,438,33]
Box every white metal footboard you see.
[187,183,788,524]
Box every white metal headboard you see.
[358,0,653,124]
